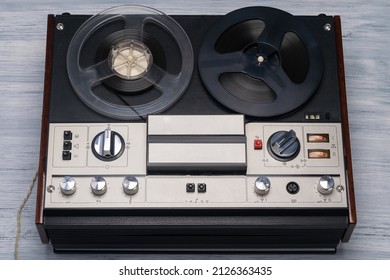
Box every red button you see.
[254,139,263,150]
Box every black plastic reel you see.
[198,6,323,118]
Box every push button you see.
[186,183,195,193]
[62,151,71,160]
[254,139,263,150]
[197,183,207,193]
[63,130,72,140]
[63,141,72,150]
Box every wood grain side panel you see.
[334,16,357,242]
[35,14,55,244]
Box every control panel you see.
[44,117,347,209]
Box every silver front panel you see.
[44,116,348,209]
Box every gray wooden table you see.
[1,0,389,260]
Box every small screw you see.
[324,23,331,31]
[336,185,344,192]
[47,185,55,193]
[56,23,64,31]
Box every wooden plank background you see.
[0,0,389,259]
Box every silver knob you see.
[122,176,139,195]
[90,176,107,196]
[92,128,124,161]
[317,175,335,195]
[59,176,76,195]
[254,176,271,195]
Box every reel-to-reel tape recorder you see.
[35,5,356,252]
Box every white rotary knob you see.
[254,176,271,196]
[90,176,107,196]
[122,176,139,195]
[92,128,124,161]
[59,176,76,195]
[317,175,335,195]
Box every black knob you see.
[267,129,300,161]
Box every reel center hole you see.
[257,55,265,64]
[109,40,153,80]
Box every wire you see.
[14,169,38,260]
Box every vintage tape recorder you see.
[36,5,356,252]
